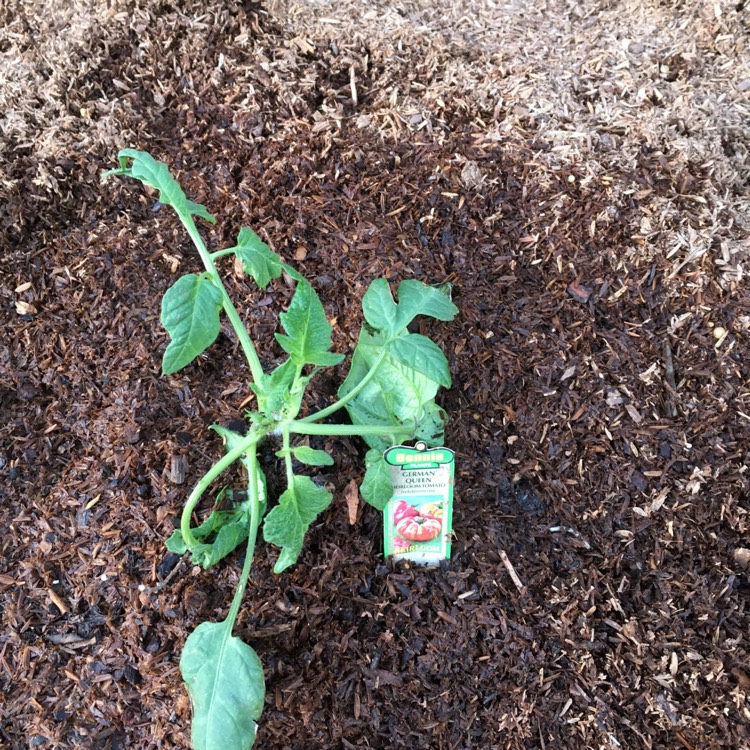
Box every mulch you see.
[1,1,749,748]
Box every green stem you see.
[301,350,387,423]
[288,419,411,439]
[180,430,262,549]
[225,444,261,630]
[210,248,236,260]
[282,424,294,488]
[182,216,265,385]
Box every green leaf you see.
[360,449,393,509]
[167,516,248,569]
[413,401,448,446]
[272,544,303,574]
[387,333,451,387]
[166,428,267,569]
[362,279,458,338]
[105,150,215,224]
[250,359,297,416]
[166,528,189,555]
[361,279,399,335]
[287,446,334,466]
[274,281,344,367]
[196,522,252,569]
[161,273,224,374]
[229,228,284,289]
[342,277,458,437]
[186,199,217,225]
[108,149,188,212]
[394,280,458,327]
[166,494,250,569]
[339,329,441,449]
[181,621,265,750]
[263,475,332,573]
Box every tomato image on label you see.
[419,501,443,520]
[393,500,419,525]
[395,515,442,542]
[392,536,412,554]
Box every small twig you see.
[549,525,591,550]
[499,549,526,595]
[140,556,188,596]
[663,338,678,417]
[675,731,696,750]
[349,66,358,106]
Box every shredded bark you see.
[1,1,748,748]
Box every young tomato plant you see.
[104,150,457,750]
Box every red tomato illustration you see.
[393,500,419,525]
[395,515,441,542]
[392,536,412,554]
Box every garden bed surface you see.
[1,1,749,748]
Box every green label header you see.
[384,445,455,467]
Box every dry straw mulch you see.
[1,1,748,748]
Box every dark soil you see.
[1,2,749,749]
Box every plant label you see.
[383,441,455,565]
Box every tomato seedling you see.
[104,150,457,750]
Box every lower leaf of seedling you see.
[104,150,457,750]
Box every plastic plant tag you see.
[383,441,455,565]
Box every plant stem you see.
[181,215,265,385]
[210,248,236,260]
[282,424,294,488]
[301,350,387,423]
[288,419,411,439]
[180,430,262,549]
[225,444,261,630]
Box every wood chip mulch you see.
[1,1,748,748]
